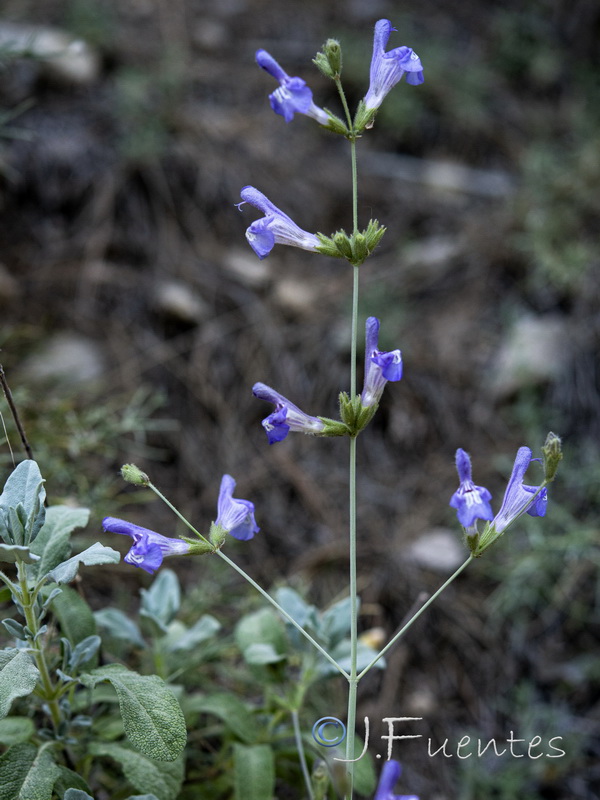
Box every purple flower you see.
[255,49,329,125]
[363,20,424,110]
[252,382,325,444]
[449,449,494,527]
[216,474,259,541]
[237,186,320,260]
[374,760,419,800]
[360,317,403,407]
[492,447,547,533]
[102,517,190,575]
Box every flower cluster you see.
[450,446,548,555]
[104,474,258,574]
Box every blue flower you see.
[449,448,494,527]
[364,20,424,111]
[252,382,325,444]
[491,447,547,533]
[102,517,190,575]
[374,760,419,800]
[360,317,403,407]
[216,474,259,541]
[255,49,329,125]
[237,186,320,260]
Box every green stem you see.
[216,550,349,679]
[350,266,360,399]
[148,481,212,546]
[357,556,474,680]
[334,77,358,235]
[291,709,314,800]
[17,561,62,730]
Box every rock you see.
[490,315,570,399]
[362,151,516,198]
[223,249,271,288]
[273,278,319,316]
[20,333,105,386]
[153,280,209,324]
[407,528,465,573]
[0,23,100,86]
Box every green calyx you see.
[313,38,342,79]
[322,109,350,136]
[120,463,150,486]
[318,417,352,438]
[542,431,562,481]
[338,392,378,436]
[353,100,377,133]
[316,220,386,266]
[183,538,215,555]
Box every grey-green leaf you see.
[49,584,97,644]
[233,744,275,800]
[79,665,186,760]
[140,569,180,631]
[89,741,184,800]
[30,506,90,578]
[0,650,39,719]
[0,717,35,745]
[94,608,146,649]
[166,614,220,652]
[243,643,286,665]
[0,460,46,546]
[0,544,40,564]
[187,692,257,744]
[0,743,60,800]
[64,791,94,800]
[235,608,287,656]
[47,542,120,584]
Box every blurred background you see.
[0,0,599,797]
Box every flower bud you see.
[333,230,353,260]
[542,431,562,481]
[351,232,368,264]
[120,464,149,486]
[324,39,342,75]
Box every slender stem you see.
[350,266,360,399]
[357,556,474,680]
[334,77,358,235]
[292,709,314,800]
[17,561,62,730]
[349,139,358,235]
[343,435,358,797]
[147,481,212,546]
[216,550,349,679]
[0,365,34,460]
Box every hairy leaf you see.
[0,650,39,719]
[47,542,120,584]
[89,741,184,800]
[80,665,186,760]
[233,744,275,800]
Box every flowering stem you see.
[334,77,358,235]
[147,481,212,547]
[16,560,62,731]
[215,550,349,679]
[357,555,474,680]
[291,709,314,800]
